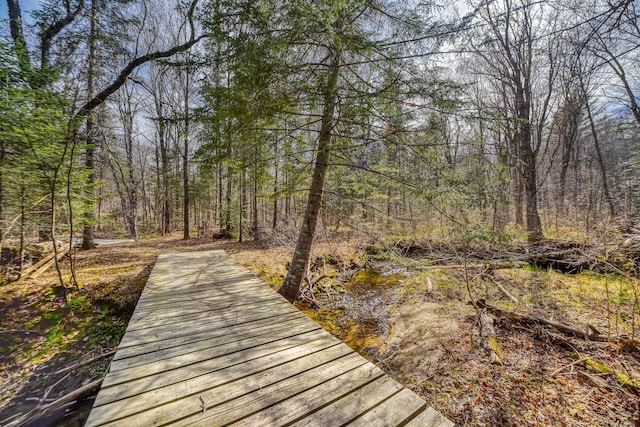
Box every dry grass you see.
[375,264,640,426]
[1,233,638,426]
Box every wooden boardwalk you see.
[85,250,453,427]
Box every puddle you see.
[300,268,406,357]
[346,268,405,293]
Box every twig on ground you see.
[8,373,70,426]
[7,378,104,427]
[53,349,117,375]
[490,278,519,304]
[549,357,588,378]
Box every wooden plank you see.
[134,283,273,305]
[135,280,269,301]
[227,363,386,427]
[87,250,453,427]
[288,376,404,427]
[135,278,270,302]
[103,326,325,387]
[404,407,454,427]
[90,344,360,426]
[127,297,286,330]
[94,336,344,409]
[117,303,300,348]
[21,242,71,279]
[20,241,68,278]
[134,291,270,310]
[347,388,427,426]
[110,316,316,371]
[152,352,367,427]
[113,311,303,361]
[137,287,274,307]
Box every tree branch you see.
[74,0,206,120]
[40,0,85,71]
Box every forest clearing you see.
[1,231,640,426]
[3,0,640,425]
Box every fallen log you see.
[474,299,640,350]
[20,242,71,280]
[19,246,58,279]
[476,309,502,365]
[29,242,71,279]
[475,299,607,341]
[577,370,613,390]
[416,262,527,271]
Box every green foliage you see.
[195,0,458,238]
[66,295,90,312]
[0,42,94,246]
[44,287,58,302]
[89,321,125,348]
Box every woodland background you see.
[1,0,639,273]
[3,1,640,425]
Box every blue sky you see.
[0,0,41,25]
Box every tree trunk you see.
[252,173,258,237]
[0,139,4,242]
[82,0,98,249]
[217,163,223,229]
[19,184,25,274]
[558,97,580,219]
[280,50,340,302]
[6,0,31,78]
[225,172,232,234]
[153,86,171,236]
[583,86,615,218]
[273,143,279,230]
[239,172,244,243]
[183,61,190,240]
[516,82,543,242]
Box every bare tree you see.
[471,0,551,242]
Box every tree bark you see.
[239,172,244,243]
[6,0,31,78]
[280,50,341,302]
[581,80,616,218]
[156,92,171,235]
[273,147,279,230]
[183,61,190,240]
[82,0,98,250]
[125,106,138,239]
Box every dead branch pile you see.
[298,254,363,305]
[254,223,300,248]
[390,237,640,277]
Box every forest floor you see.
[0,232,639,426]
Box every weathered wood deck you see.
[85,250,453,426]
